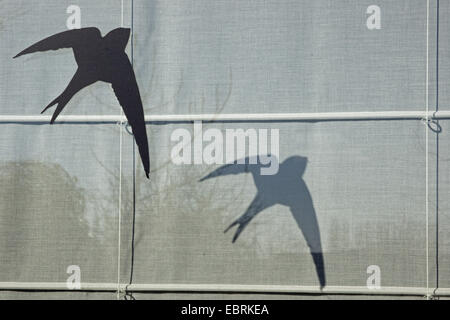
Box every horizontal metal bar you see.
[0,111,449,123]
[0,282,447,297]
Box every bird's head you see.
[104,28,131,51]
[282,156,308,175]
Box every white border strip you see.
[0,111,449,123]
[0,282,447,296]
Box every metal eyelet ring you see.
[125,123,133,135]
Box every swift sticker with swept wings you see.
[14,27,150,178]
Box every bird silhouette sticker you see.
[14,27,150,178]
[200,155,326,288]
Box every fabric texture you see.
[0,0,446,298]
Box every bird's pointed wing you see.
[13,27,101,58]
[111,55,150,178]
[199,156,260,181]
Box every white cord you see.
[425,0,430,300]
[117,122,123,301]
[117,0,125,300]
[5,111,450,123]
[121,0,124,27]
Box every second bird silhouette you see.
[14,27,150,178]
[200,155,326,288]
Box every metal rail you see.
[0,282,446,297]
[0,111,449,123]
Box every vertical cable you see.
[130,0,137,286]
[121,0,124,27]
[117,112,123,300]
[434,0,440,296]
[117,0,125,300]
[425,0,430,300]
[124,0,137,298]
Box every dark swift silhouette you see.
[200,155,325,288]
[14,27,150,178]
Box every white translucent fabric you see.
[0,0,446,299]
